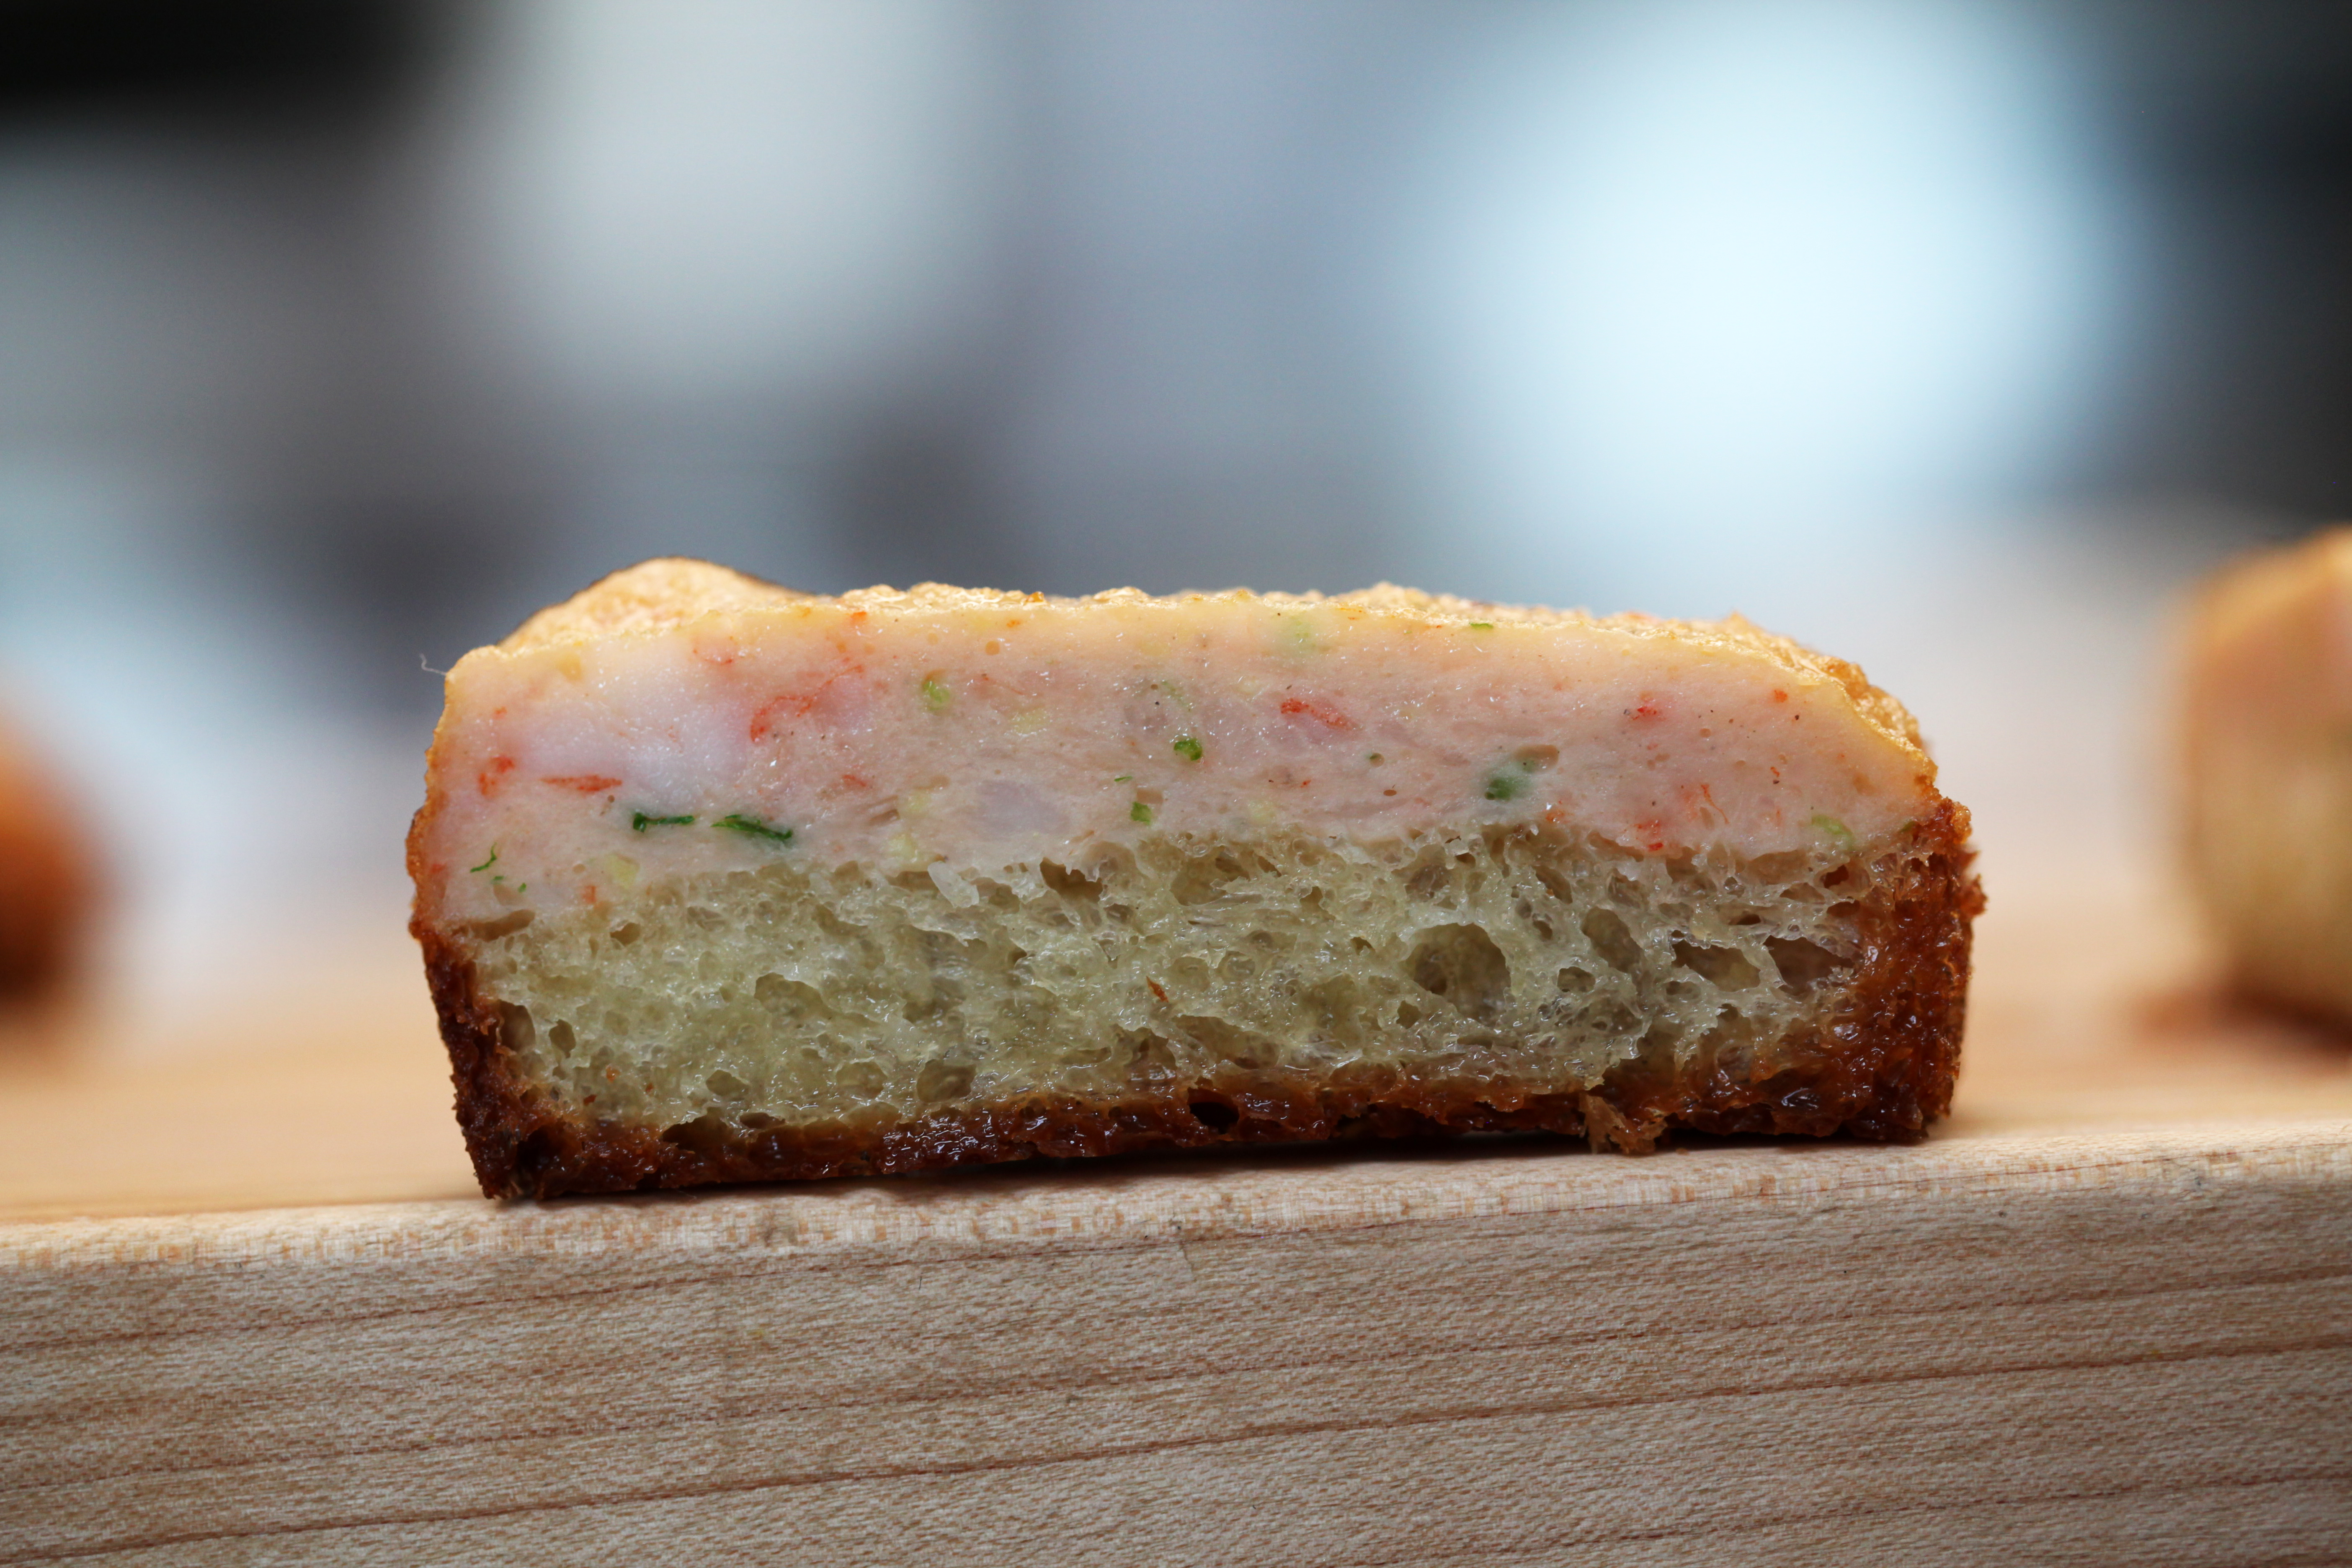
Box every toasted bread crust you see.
[416,803,1978,1200]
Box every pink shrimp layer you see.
[411,565,1937,925]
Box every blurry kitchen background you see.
[3,0,2348,1050]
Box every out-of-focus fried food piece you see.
[2183,528,2352,1026]
[0,715,98,1021]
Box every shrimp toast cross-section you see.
[410,560,1981,1198]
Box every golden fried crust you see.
[417,803,1978,1199]
[489,560,1929,761]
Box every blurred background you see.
[3,0,2349,1053]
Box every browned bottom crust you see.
[417,807,1981,1199]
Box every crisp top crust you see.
[414,560,1947,926]
[504,560,1928,753]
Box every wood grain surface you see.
[2,874,2349,1565]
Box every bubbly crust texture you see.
[2182,529,2352,1023]
[500,561,1928,754]
[410,560,1979,1198]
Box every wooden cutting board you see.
[3,876,2348,1565]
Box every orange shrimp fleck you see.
[1279,696,1353,730]
[477,756,516,797]
[542,774,622,794]
[750,673,847,741]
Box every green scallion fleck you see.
[468,846,499,873]
[716,812,794,846]
[1467,621,1495,631]
[1112,774,1133,784]
[920,675,952,712]
[1811,813,1857,854]
[1130,800,1155,825]
[632,811,695,832]
[1172,735,1203,762]
[1483,771,1528,802]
